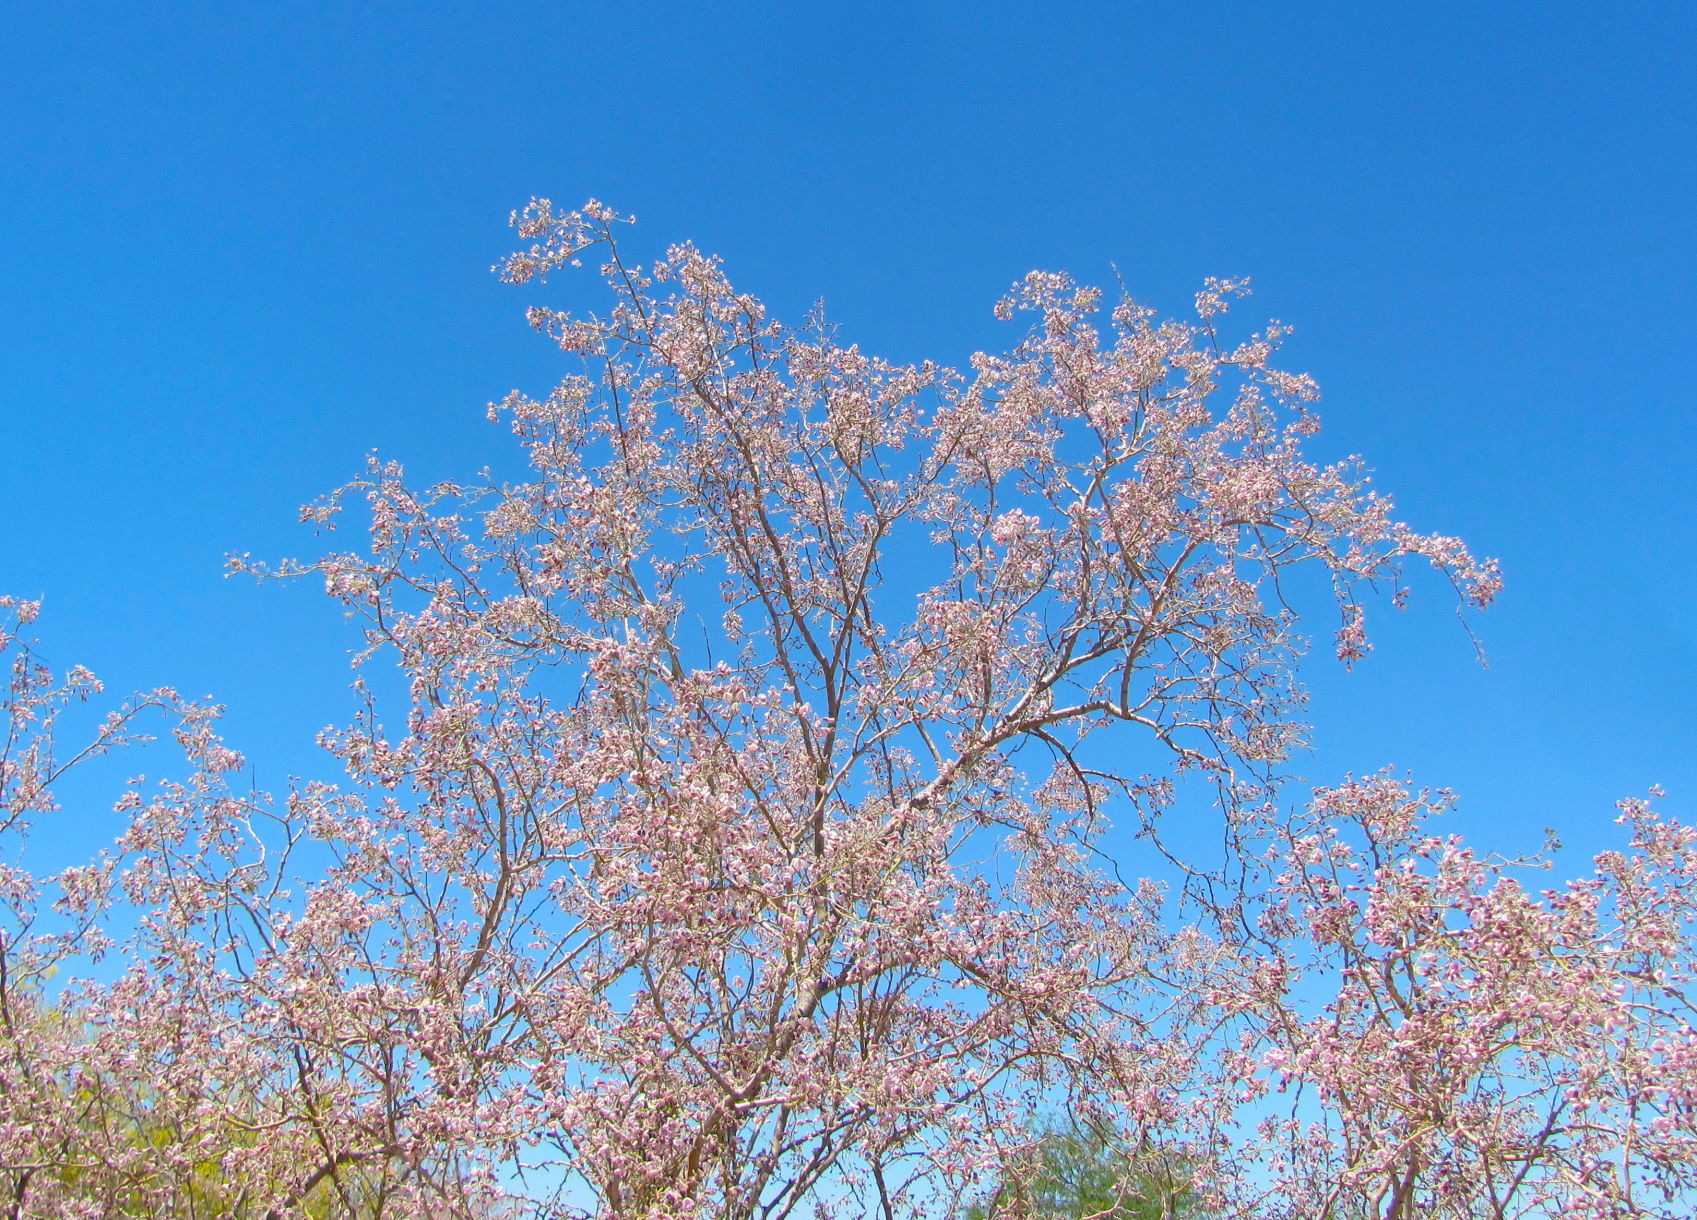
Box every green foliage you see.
[963,1124,1214,1220]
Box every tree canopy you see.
[1,202,1691,1218]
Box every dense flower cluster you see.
[0,204,1683,1218]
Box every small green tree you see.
[963,1123,1214,1220]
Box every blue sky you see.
[3,2,1693,870]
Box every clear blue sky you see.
[4,2,1693,869]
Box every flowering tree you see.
[1242,776,1697,1219]
[1,200,1684,1219]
